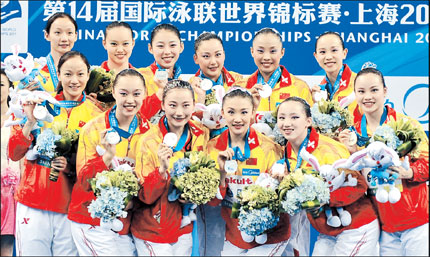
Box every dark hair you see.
[56,51,90,93]
[222,87,254,109]
[104,21,133,39]
[44,12,78,34]
[162,79,194,102]
[113,69,145,89]
[315,31,345,52]
[194,32,224,53]
[354,67,387,89]
[252,27,282,44]
[150,23,181,45]
[277,96,312,118]
[1,69,12,106]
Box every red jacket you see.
[131,118,209,243]
[354,106,429,232]
[67,109,151,235]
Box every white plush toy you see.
[194,85,227,138]
[1,44,47,90]
[5,89,60,160]
[300,150,357,227]
[336,141,409,204]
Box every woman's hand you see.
[270,163,288,182]
[249,84,263,110]
[217,148,235,186]
[388,165,413,180]
[311,84,321,103]
[158,143,173,178]
[190,76,206,104]
[338,129,358,154]
[51,156,69,173]
[100,129,117,167]
[154,76,168,100]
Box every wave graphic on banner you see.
[1,0,22,24]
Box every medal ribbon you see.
[163,116,189,152]
[285,128,311,172]
[108,105,138,139]
[52,92,86,116]
[257,66,281,89]
[156,62,182,80]
[47,53,59,90]
[322,65,344,100]
[361,106,388,138]
[228,129,251,162]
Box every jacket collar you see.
[286,127,319,158]
[319,64,352,92]
[215,127,260,151]
[246,65,292,89]
[158,115,204,137]
[104,106,150,134]
[194,67,236,87]
[101,61,134,72]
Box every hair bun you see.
[361,61,377,70]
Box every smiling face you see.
[162,88,195,131]
[251,33,284,77]
[314,34,347,76]
[44,17,78,56]
[149,29,184,70]
[103,26,135,70]
[112,75,145,120]
[193,38,225,81]
[354,73,387,115]
[277,100,312,145]
[58,56,89,101]
[222,95,255,139]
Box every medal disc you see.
[259,84,272,98]
[200,79,213,91]
[33,105,48,120]
[155,70,169,81]
[163,132,178,148]
[271,163,285,176]
[225,160,238,174]
[106,130,121,145]
[348,132,358,146]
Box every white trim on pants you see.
[380,223,429,256]
[70,220,136,256]
[15,202,78,256]
[133,232,193,256]
[312,219,380,256]
[221,238,289,256]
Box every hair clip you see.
[226,86,251,95]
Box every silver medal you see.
[33,105,49,120]
[106,130,121,145]
[200,79,213,91]
[224,160,238,174]
[314,90,328,102]
[163,132,178,148]
[348,132,358,146]
[155,70,169,81]
[258,84,272,98]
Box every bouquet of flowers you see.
[88,164,140,231]
[370,118,426,158]
[31,121,79,182]
[49,122,79,181]
[253,111,286,146]
[234,173,280,244]
[279,168,330,217]
[311,99,353,139]
[85,66,115,108]
[168,151,220,227]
